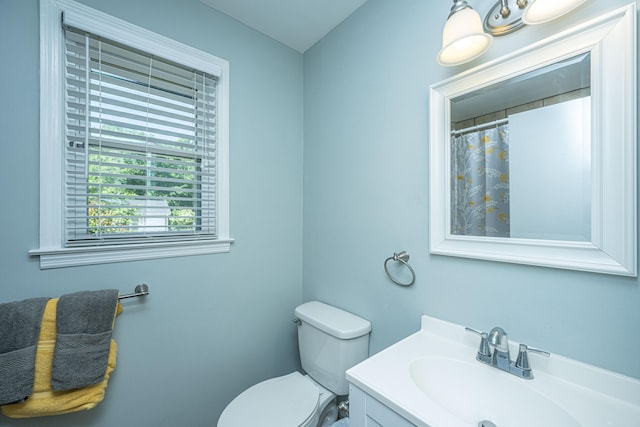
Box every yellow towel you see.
[1,298,122,418]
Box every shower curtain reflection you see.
[451,124,510,237]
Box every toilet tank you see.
[294,301,371,395]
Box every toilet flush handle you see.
[292,318,301,326]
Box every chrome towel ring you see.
[384,251,416,286]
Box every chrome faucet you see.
[465,326,550,379]
[488,327,511,371]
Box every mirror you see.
[429,4,636,276]
[450,53,591,241]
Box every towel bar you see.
[118,284,150,300]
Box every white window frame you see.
[31,0,232,269]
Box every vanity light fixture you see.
[522,0,589,25]
[438,0,589,66]
[437,0,493,66]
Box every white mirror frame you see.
[430,4,637,276]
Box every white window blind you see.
[63,26,218,246]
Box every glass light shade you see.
[522,0,588,25]
[437,7,493,66]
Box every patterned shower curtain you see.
[451,124,510,237]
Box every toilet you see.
[217,301,371,427]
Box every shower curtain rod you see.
[451,117,508,136]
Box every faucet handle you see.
[515,344,550,370]
[465,327,491,357]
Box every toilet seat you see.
[217,372,320,427]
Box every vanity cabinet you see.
[349,384,417,427]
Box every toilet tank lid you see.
[295,301,371,339]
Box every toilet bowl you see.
[217,301,371,427]
[217,372,337,427]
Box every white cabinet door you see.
[349,385,417,427]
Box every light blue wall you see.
[0,0,303,425]
[303,0,640,380]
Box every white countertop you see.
[346,315,640,427]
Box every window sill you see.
[29,238,234,269]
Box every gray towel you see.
[51,289,119,391]
[0,297,49,405]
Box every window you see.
[63,29,218,243]
[32,0,231,268]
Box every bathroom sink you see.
[346,315,640,427]
[409,357,580,427]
